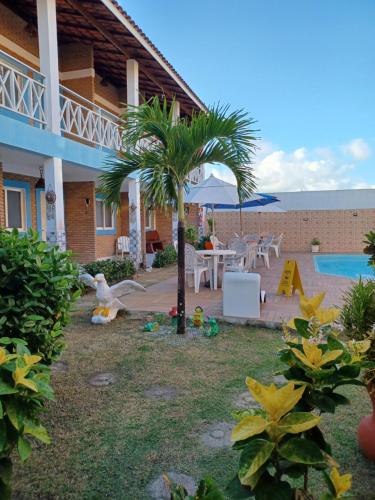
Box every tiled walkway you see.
[125,253,352,325]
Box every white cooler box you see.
[223,272,261,319]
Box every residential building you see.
[0,0,205,263]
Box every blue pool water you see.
[314,254,374,280]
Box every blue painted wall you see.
[0,114,116,171]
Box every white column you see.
[127,59,142,265]
[128,178,142,265]
[36,0,60,134]
[127,59,139,107]
[44,157,66,250]
[37,0,66,250]
[171,100,180,246]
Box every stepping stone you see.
[144,385,178,400]
[148,471,197,500]
[233,391,260,409]
[273,374,287,385]
[51,360,68,373]
[200,421,234,448]
[89,372,116,387]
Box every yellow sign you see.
[277,260,304,297]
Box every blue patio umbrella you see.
[203,193,280,235]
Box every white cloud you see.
[342,138,371,161]
[254,146,374,192]
[205,142,374,192]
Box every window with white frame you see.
[4,186,26,231]
[96,198,114,230]
[145,208,154,230]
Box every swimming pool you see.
[314,254,374,280]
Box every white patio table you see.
[196,249,236,291]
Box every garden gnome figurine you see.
[192,306,205,328]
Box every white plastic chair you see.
[210,235,226,249]
[185,243,209,293]
[270,233,283,258]
[116,236,130,257]
[245,243,258,271]
[243,233,259,243]
[258,240,272,268]
[224,238,248,272]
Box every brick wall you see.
[59,44,95,101]
[94,74,121,114]
[64,181,96,263]
[0,4,39,69]
[154,207,172,246]
[213,209,375,253]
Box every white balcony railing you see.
[0,50,47,127]
[59,86,122,150]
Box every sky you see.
[119,0,375,192]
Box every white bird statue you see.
[79,273,146,324]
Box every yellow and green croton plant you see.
[0,338,53,499]
[226,292,372,499]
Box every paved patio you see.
[125,252,353,325]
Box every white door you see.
[39,191,47,241]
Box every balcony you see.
[0,50,121,151]
[0,50,46,128]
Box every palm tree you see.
[99,97,258,334]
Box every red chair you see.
[146,230,164,253]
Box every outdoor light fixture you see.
[303,217,309,222]
[130,202,137,212]
[35,167,45,189]
[352,212,358,217]
[85,197,91,208]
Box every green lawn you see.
[12,308,374,499]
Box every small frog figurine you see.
[205,317,219,337]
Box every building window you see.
[4,186,26,231]
[96,198,114,230]
[145,208,154,230]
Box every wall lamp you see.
[352,212,358,217]
[85,198,91,209]
[130,202,137,212]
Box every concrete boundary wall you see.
[213,209,375,253]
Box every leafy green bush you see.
[364,230,375,266]
[341,278,375,340]
[0,229,80,364]
[153,245,177,268]
[185,225,198,245]
[0,337,54,499]
[83,257,135,284]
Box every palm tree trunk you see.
[177,184,186,334]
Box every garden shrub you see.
[363,230,375,266]
[83,257,136,285]
[341,278,375,340]
[153,245,177,268]
[0,229,80,364]
[185,225,198,245]
[0,337,54,498]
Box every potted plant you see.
[311,237,320,253]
